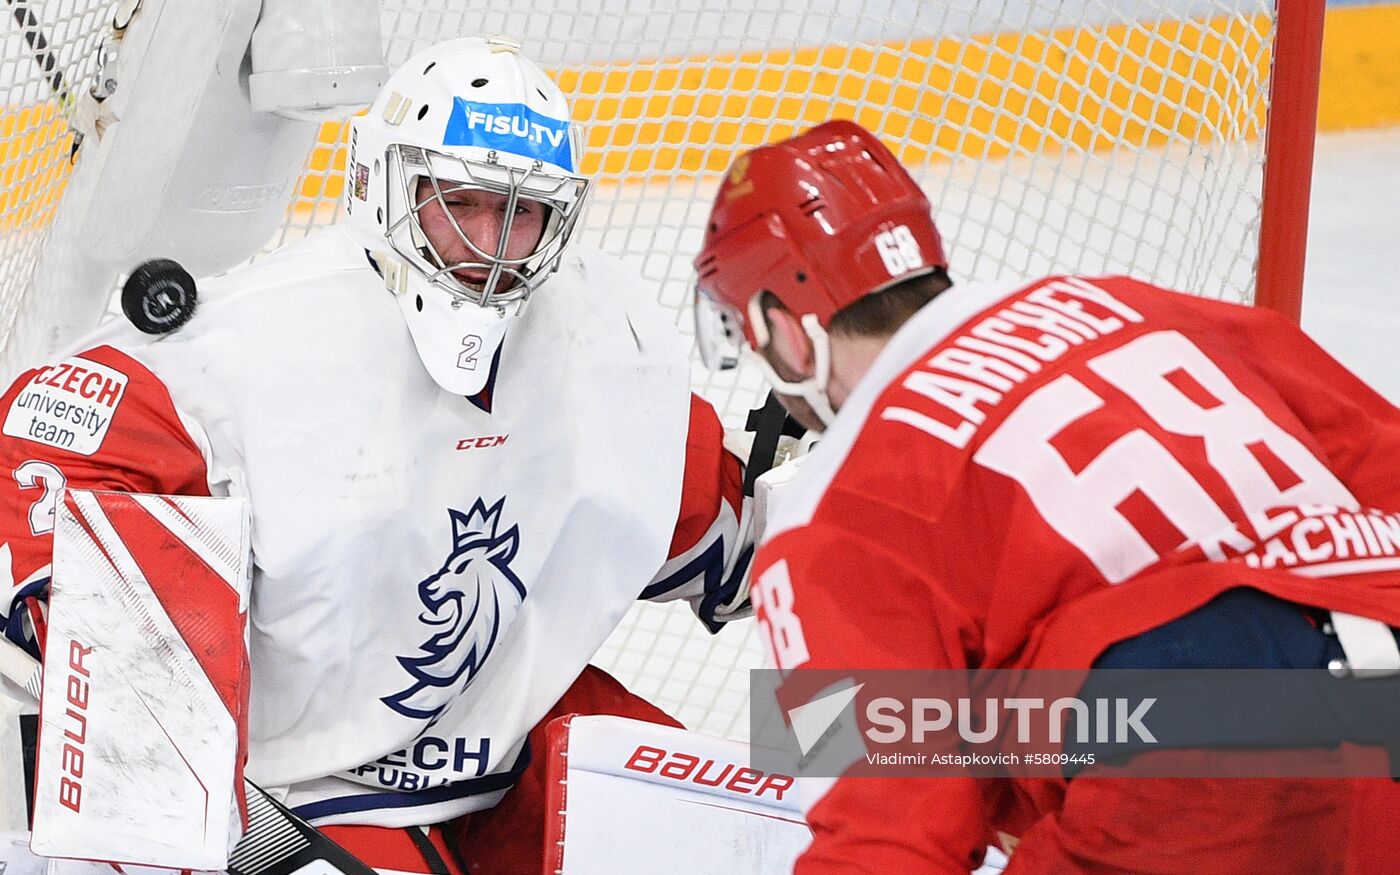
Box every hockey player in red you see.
[0,39,751,875]
[693,119,1400,873]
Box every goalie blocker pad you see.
[30,490,252,870]
[544,715,810,874]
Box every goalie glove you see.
[723,392,815,551]
[649,393,811,631]
[732,392,809,498]
[695,394,815,628]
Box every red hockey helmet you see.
[692,120,946,369]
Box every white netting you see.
[0,0,110,357]
[1,0,1286,740]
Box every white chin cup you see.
[748,313,837,427]
[387,254,519,396]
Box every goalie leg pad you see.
[450,665,680,875]
[544,714,810,875]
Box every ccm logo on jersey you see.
[456,435,508,450]
[3,357,128,456]
[625,745,794,801]
[58,639,95,813]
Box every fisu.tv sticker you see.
[442,99,574,171]
[3,356,128,456]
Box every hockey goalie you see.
[0,34,765,875]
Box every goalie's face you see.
[413,178,548,296]
[342,37,591,398]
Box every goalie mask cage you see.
[0,0,1324,740]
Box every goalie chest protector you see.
[87,226,692,823]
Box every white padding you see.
[1330,611,1400,675]
[547,716,809,874]
[248,0,387,118]
[0,833,46,875]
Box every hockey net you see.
[1,0,1320,740]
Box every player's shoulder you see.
[0,342,205,464]
[558,245,658,311]
[848,272,1262,440]
[196,224,376,306]
[33,228,400,422]
[554,245,685,358]
[1051,274,1305,367]
[763,273,1282,542]
[63,226,379,358]
[561,244,640,282]
[764,279,1027,535]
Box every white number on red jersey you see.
[753,559,811,670]
[974,330,1353,582]
[14,460,66,536]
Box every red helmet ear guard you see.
[693,119,947,350]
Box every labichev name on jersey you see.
[880,277,1146,449]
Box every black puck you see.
[122,259,198,334]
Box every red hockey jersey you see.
[751,275,1400,872]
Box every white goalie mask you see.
[344,36,590,396]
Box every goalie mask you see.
[692,120,946,423]
[345,36,589,396]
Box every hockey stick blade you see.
[0,638,374,875]
[4,0,71,101]
[4,0,84,158]
[232,782,377,875]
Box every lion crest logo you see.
[382,497,526,721]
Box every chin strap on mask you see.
[747,312,838,426]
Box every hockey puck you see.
[121,258,198,334]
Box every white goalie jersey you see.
[0,226,751,827]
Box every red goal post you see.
[1256,0,1326,323]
